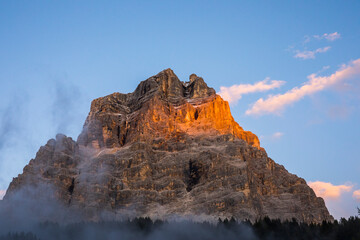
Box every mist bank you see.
[1,216,360,240]
[0,186,359,240]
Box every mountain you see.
[4,69,333,223]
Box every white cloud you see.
[314,32,341,41]
[318,65,330,73]
[246,58,360,116]
[260,132,284,141]
[353,189,360,202]
[308,181,353,200]
[272,132,284,139]
[294,46,331,60]
[316,46,331,53]
[0,189,6,200]
[218,78,285,104]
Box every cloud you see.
[0,80,86,191]
[294,46,331,60]
[317,65,330,74]
[308,181,353,200]
[51,81,82,134]
[260,132,284,142]
[314,32,341,41]
[271,132,284,139]
[246,58,360,116]
[218,78,285,104]
[0,190,5,200]
[353,190,360,202]
[307,181,360,220]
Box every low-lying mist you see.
[1,184,360,240]
[0,185,257,240]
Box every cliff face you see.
[77,69,260,150]
[4,69,333,223]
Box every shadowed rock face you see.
[4,69,333,223]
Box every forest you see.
[1,214,360,240]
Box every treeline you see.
[248,216,360,239]
[1,216,360,240]
[0,232,38,240]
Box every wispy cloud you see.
[317,65,331,74]
[260,132,284,141]
[0,190,5,200]
[271,132,284,139]
[314,32,341,41]
[294,46,331,60]
[246,58,360,116]
[353,190,360,202]
[218,78,285,104]
[308,181,353,200]
[292,32,340,60]
[0,80,86,191]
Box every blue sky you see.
[0,1,359,219]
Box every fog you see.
[0,183,257,240]
[0,80,87,193]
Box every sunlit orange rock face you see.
[77,69,260,150]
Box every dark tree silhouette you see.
[1,215,360,240]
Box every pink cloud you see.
[314,32,341,41]
[353,190,360,202]
[307,181,360,219]
[308,181,353,200]
[0,190,6,200]
[246,58,360,116]
[218,77,285,104]
[294,46,331,60]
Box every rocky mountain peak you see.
[133,68,183,102]
[186,73,215,98]
[77,69,260,150]
[4,69,333,224]
[132,68,216,103]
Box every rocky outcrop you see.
[5,134,80,205]
[4,69,333,223]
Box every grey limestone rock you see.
[4,69,333,223]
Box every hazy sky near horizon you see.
[0,1,359,219]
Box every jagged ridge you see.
[77,68,260,149]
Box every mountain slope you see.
[4,69,333,223]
